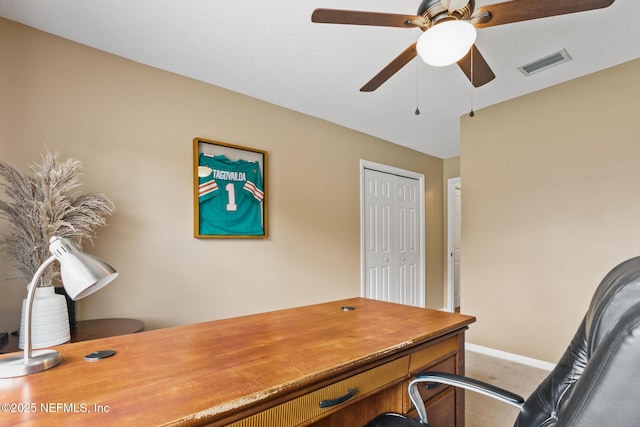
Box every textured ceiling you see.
[1,0,639,158]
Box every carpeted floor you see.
[464,350,551,427]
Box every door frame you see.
[360,160,426,307]
[446,177,461,312]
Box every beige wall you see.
[0,18,445,332]
[460,58,640,362]
[443,157,460,181]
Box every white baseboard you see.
[466,343,556,372]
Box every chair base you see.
[365,413,426,427]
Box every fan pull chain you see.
[415,59,420,115]
[469,47,475,117]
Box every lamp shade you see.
[417,20,477,67]
[49,237,118,300]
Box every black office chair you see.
[366,256,640,427]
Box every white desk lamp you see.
[0,236,118,378]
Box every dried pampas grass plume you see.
[0,150,115,287]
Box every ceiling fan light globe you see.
[417,20,477,67]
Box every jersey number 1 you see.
[225,183,238,212]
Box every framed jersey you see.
[193,138,267,238]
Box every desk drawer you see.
[410,356,456,405]
[409,336,458,373]
[406,387,456,427]
[229,356,409,427]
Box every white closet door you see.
[364,169,393,302]
[395,176,420,307]
[364,168,422,307]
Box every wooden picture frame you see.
[193,137,268,238]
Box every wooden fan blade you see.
[471,0,615,28]
[360,44,418,92]
[457,45,496,87]
[312,9,426,28]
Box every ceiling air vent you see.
[518,49,572,76]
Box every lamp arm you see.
[23,255,57,363]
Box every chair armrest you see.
[408,372,525,424]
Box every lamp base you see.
[0,349,61,378]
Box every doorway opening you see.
[447,177,461,313]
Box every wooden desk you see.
[0,318,145,354]
[0,298,474,426]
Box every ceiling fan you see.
[311,0,615,92]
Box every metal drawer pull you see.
[425,382,442,390]
[319,387,358,408]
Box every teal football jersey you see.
[198,154,264,235]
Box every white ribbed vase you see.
[18,286,71,349]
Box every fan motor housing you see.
[417,0,475,27]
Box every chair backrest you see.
[515,256,640,427]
